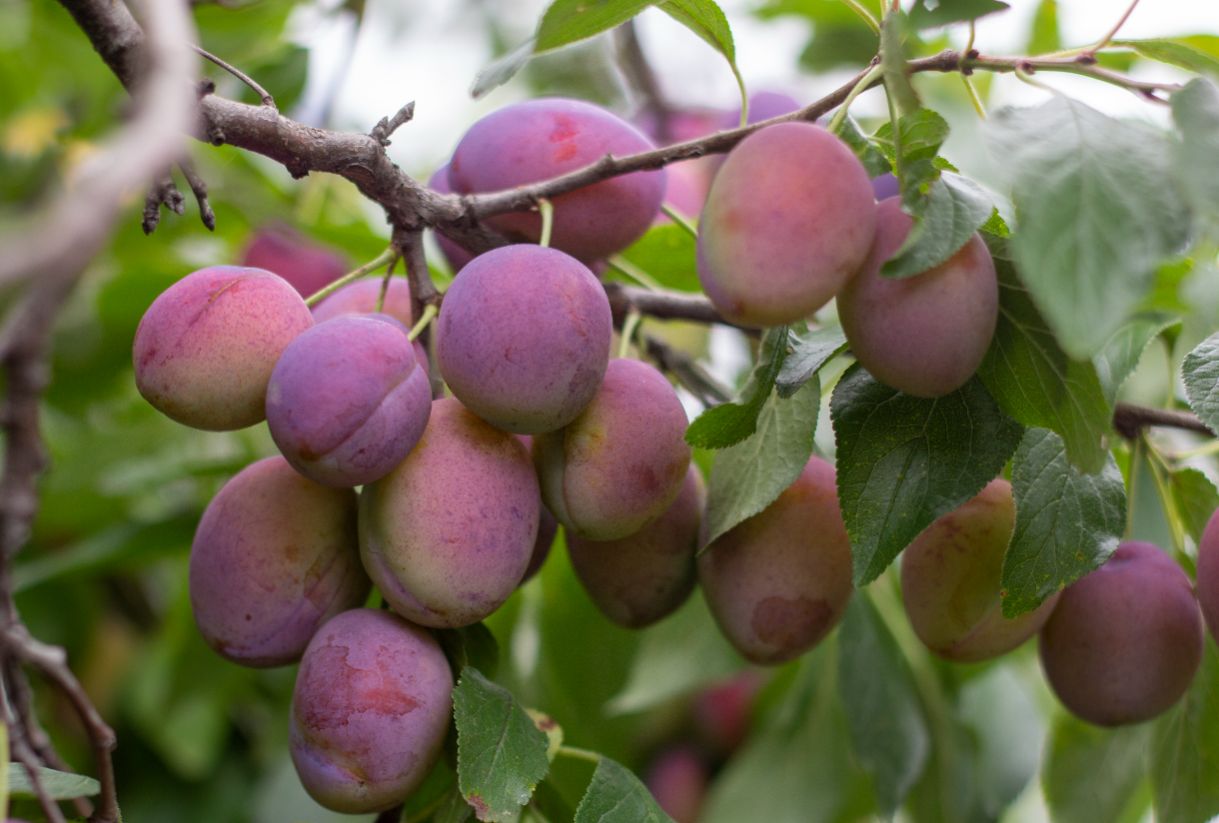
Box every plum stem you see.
[304,247,399,307]
[557,745,602,765]
[659,204,698,239]
[538,198,554,249]
[408,304,438,343]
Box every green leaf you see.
[656,1,746,120]
[1172,79,1219,237]
[435,787,477,823]
[985,97,1192,358]
[1169,468,1219,544]
[1026,0,1061,54]
[618,223,700,293]
[1000,428,1126,617]
[574,757,673,823]
[976,257,1113,474]
[438,623,501,679]
[908,0,1009,28]
[686,326,790,449]
[704,377,821,544]
[607,593,743,714]
[880,173,992,279]
[872,109,949,207]
[837,596,929,816]
[1151,639,1219,823]
[1042,715,1151,823]
[536,0,654,51]
[7,764,100,800]
[471,39,536,98]
[1114,36,1219,77]
[830,366,1024,586]
[836,116,891,178]
[1182,332,1219,434]
[453,668,552,822]
[1094,313,1179,406]
[775,327,846,398]
[880,11,919,118]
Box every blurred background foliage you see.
[1,0,1217,821]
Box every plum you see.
[241,223,347,297]
[534,358,691,540]
[644,745,709,823]
[266,314,431,487]
[838,197,998,398]
[871,172,899,200]
[1199,509,1219,642]
[360,398,539,627]
[698,456,853,665]
[697,122,876,327]
[901,478,1059,662]
[436,245,612,434]
[1039,541,1204,726]
[723,90,800,126]
[692,671,763,756]
[189,457,369,667]
[133,266,314,430]
[290,608,452,813]
[449,98,666,262]
[428,165,475,273]
[517,435,558,584]
[312,277,415,329]
[567,465,705,628]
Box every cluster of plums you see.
[130,94,1219,814]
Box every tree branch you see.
[1113,403,1212,440]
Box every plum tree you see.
[133,265,314,430]
[567,464,704,628]
[697,122,876,327]
[266,314,431,487]
[838,197,998,397]
[901,478,1059,662]
[188,457,369,667]
[698,456,853,664]
[1039,541,1204,726]
[534,358,691,540]
[360,398,540,628]
[290,608,453,814]
[436,245,612,434]
[240,224,348,297]
[448,97,666,262]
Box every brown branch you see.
[1113,403,1212,440]
[141,174,185,235]
[179,158,216,231]
[641,334,733,407]
[605,282,743,329]
[370,101,415,147]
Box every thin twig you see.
[1084,0,1141,58]
[178,158,215,231]
[189,43,275,107]
[1113,403,1212,440]
[141,174,185,235]
[370,101,415,147]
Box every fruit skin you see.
[449,98,666,262]
[697,122,876,327]
[567,466,705,628]
[1199,509,1219,642]
[516,435,559,584]
[133,266,314,430]
[723,90,800,127]
[189,457,369,667]
[901,478,1059,662]
[290,608,453,814]
[644,745,709,823]
[436,245,612,434]
[312,277,415,328]
[838,197,998,398]
[870,173,899,200]
[698,456,853,665]
[1039,541,1204,727]
[534,358,691,541]
[240,224,347,297]
[360,398,539,628]
[266,314,431,487]
[428,165,476,273]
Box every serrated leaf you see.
[1151,639,1219,823]
[607,593,743,714]
[1042,714,1151,823]
[656,1,745,120]
[453,668,551,821]
[873,109,949,207]
[1172,79,1219,237]
[908,0,1009,28]
[526,710,564,763]
[1000,428,1126,617]
[977,258,1113,473]
[1114,36,1219,77]
[1094,313,1178,406]
[438,623,500,679]
[1182,332,1219,434]
[7,764,100,800]
[686,326,790,449]
[775,327,846,398]
[831,366,1024,586]
[574,757,673,823]
[704,377,820,544]
[838,596,929,817]
[880,173,992,279]
[836,116,891,178]
[1169,468,1219,545]
[536,0,654,51]
[985,98,1192,358]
